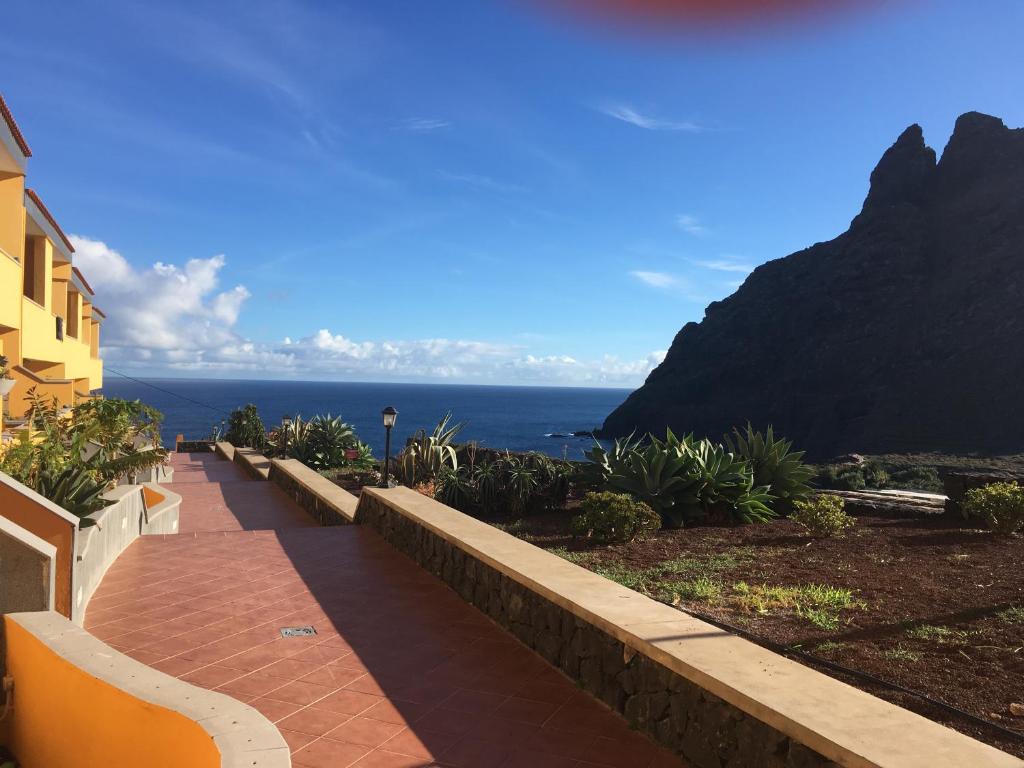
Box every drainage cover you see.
[280,625,317,638]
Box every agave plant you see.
[726,424,814,513]
[34,464,107,521]
[397,412,464,486]
[588,431,703,528]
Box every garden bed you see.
[487,505,1024,757]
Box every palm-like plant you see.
[726,424,814,513]
[397,412,464,486]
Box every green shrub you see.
[571,491,660,544]
[791,494,856,537]
[435,451,574,517]
[817,465,866,491]
[962,482,1024,535]
[224,404,266,448]
[862,462,890,489]
[888,466,942,492]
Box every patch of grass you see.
[906,624,953,641]
[659,576,723,604]
[591,563,655,592]
[997,606,1024,625]
[813,640,850,654]
[905,624,973,643]
[547,547,596,567]
[494,519,528,536]
[729,582,863,630]
[884,646,922,663]
[659,552,741,578]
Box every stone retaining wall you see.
[354,488,1020,768]
[175,439,214,453]
[268,458,355,526]
[233,446,271,480]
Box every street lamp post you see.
[281,415,292,455]
[381,406,398,487]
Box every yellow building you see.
[0,94,103,437]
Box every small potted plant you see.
[0,355,14,397]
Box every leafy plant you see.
[571,491,660,544]
[962,481,1024,535]
[726,424,814,513]
[586,429,776,528]
[34,464,107,521]
[434,450,573,517]
[0,353,10,379]
[397,412,464,486]
[225,404,266,448]
[790,494,856,537]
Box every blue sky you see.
[4,0,1023,386]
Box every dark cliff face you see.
[601,112,1024,459]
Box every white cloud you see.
[599,104,703,132]
[675,214,708,236]
[73,236,660,387]
[630,270,678,288]
[71,236,251,352]
[693,258,754,273]
[398,117,451,132]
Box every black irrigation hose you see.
[674,603,1024,744]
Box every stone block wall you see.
[175,440,214,453]
[356,493,835,768]
[268,460,354,526]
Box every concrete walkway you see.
[85,453,680,768]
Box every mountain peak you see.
[860,123,936,213]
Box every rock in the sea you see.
[601,112,1024,459]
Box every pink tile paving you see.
[85,452,683,768]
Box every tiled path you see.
[86,453,681,768]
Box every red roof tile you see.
[0,94,32,158]
[25,188,75,253]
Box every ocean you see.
[102,378,631,459]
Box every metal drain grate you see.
[280,625,317,638]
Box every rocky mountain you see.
[601,112,1024,459]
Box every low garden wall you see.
[354,487,1020,768]
[215,440,235,461]
[175,439,215,453]
[73,483,181,625]
[0,473,77,619]
[233,446,271,480]
[1,610,289,768]
[269,458,356,525]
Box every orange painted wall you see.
[2,617,221,768]
[143,485,165,508]
[0,484,74,617]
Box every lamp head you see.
[382,406,398,428]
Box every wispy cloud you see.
[675,214,708,236]
[438,171,526,194]
[693,258,755,274]
[397,117,451,132]
[598,104,703,132]
[630,270,679,288]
